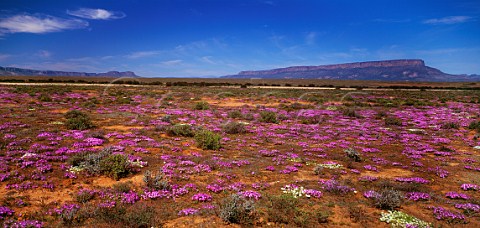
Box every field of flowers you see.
[0,84,479,227]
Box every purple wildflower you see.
[239,190,262,200]
[192,193,212,202]
[178,208,199,216]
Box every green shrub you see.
[69,149,112,175]
[194,130,221,150]
[265,194,298,224]
[342,108,361,118]
[166,124,194,137]
[194,101,210,110]
[218,92,235,98]
[315,210,330,224]
[143,170,170,191]
[227,110,243,119]
[375,111,387,119]
[123,204,156,228]
[373,188,404,210]
[112,182,133,193]
[468,120,480,132]
[68,152,91,167]
[222,122,246,134]
[67,147,138,180]
[99,154,132,180]
[94,205,127,225]
[116,96,133,104]
[441,121,460,129]
[344,148,362,162]
[75,190,95,203]
[244,113,255,120]
[313,165,324,175]
[385,117,402,126]
[65,110,94,130]
[219,194,256,225]
[39,94,52,102]
[259,111,278,123]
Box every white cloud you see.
[200,56,216,64]
[36,50,52,58]
[9,61,99,72]
[101,55,114,60]
[0,54,10,61]
[126,51,161,59]
[305,32,316,45]
[0,14,87,34]
[423,16,473,25]
[67,8,125,20]
[160,59,183,66]
[263,1,276,6]
[415,48,461,55]
[373,18,411,23]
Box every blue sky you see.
[0,0,479,77]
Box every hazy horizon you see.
[0,0,479,77]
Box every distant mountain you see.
[0,66,140,78]
[223,59,480,82]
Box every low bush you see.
[65,110,94,130]
[39,94,52,102]
[143,170,170,191]
[265,194,298,224]
[166,124,194,137]
[373,188,404,210]
[313,165,325,175]
[222,122,246,134]
[264,194,327,226]
[345,148,362,162]
[112,182,133,193]
[68,148,135,180]
[75,191,95,204]
[385,117,403,126]
[227,110,243,119]
[94,205,127,225]
[342,108,362,118]
[469,120,480,132]
[122,204,156,228]
[194,101,210,110]
[348,204,367,223]
[194,130,221,150]
[259,111,278,123]
[68,148,112,175]
[99,154,132,181]
[441,122,460,130]
[218,194,256,225]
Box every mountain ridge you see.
[224,59,480,82]
[0,66,140,78]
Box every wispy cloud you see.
[423,16,473,25]
[9,61,99,72]
[373,18,411,23]
[67,8,125,20]
[415,48,461,55]
[200,56,216,64]
[126,51,161,59]
[160,59,183,66]
[305,32,317,45]
[36,50,52,58]
[0,14,88,35]
[0,54,10,61]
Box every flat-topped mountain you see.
[0,66,139,78]
[223,59,479,82]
